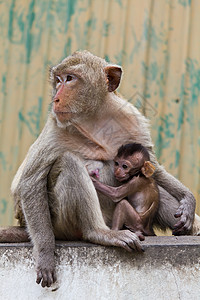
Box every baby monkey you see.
[90,143,159,240]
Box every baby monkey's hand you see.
[89,168,100,179]
[86,161,103,179]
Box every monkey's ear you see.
[141,161,156,178]
[104,65,122,92]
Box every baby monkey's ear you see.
[141,161,156,178]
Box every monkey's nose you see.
[54,97,60,103]
[115,169,120,176]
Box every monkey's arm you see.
[117,100,196,235]
[91,176,139,202]
[12,122,59,287]
[17,153,56,287]
[152,159,196,235]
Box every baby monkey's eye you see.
[114,161,119,166]
[122,164,128,169]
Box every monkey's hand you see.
[90,175,99,182]
[90,168,100,178]
[173,193,195,235]
[86,161,103,178]
[36,251,56,288]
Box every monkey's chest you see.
[63,129,116,160]
[64,120,139,161]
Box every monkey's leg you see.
[52,153,143,252]
[0,226,29,242]
[111,200,145,241]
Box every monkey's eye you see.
[114,161,119,166]
[122,164,128,169]
[55,76,62,89]
[66,75,73,81]
[55,76,61,84]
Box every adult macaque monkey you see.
[90,143,159,240]
[1,51,198,288]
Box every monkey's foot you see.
[85,229,143,252]
[134,231,145,241]
[124,225,145,241]
[0,226,30,243]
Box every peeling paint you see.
[0,152,7,171]
[18,96,43,138]
[178,0,191,7]
[0,198,7,214]
[0,0,200,225]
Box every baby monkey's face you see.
[113,152,144,182]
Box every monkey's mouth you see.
[115,175,130,182]
[54,111,72,115]
[54,111,76,121]
[116,171,141,183]
[54,111,77,117]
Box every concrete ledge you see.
[1,236,200,300]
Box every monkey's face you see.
[50,52,107,126]
[50,51,122,127]
[114,157,133,182]
[114,153,144,182]
[52,73,82,124]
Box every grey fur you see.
[3,51,198,287]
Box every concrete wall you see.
[0,236,200,300]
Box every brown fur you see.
[90,144,159,240]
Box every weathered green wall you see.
[0,0,199,225]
